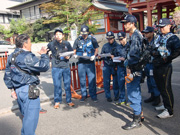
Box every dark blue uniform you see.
[153,33,180,115]
[48,40,73,104]
[73,36,99,100]
[101,40,119,100]
[4,48,49,135]
[126,29,143,115]
[112,42,129,103]
[144,37,160,98]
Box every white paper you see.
[113,57,121,62]
[98,53,111,58]
[59,51,74,57]
[150,69,153,76]
[78,56,91,59]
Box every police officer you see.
[101,31,119,102]
[153,18,180,118]
[4,34,49,135]
[73,25,99,102]
[142,26,161,106]
[48,28,75,109]
[112,31,129,105]
[121,15,143,130]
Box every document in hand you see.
[59,51,74,57]
[98,53,111,58]
[113,57,121,62]
[77,56,91,59]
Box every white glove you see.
[90,55,95,61]
[73,55,78,59]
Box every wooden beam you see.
[128,0,174,8]
[147,1,152,26]
[157,4,162,22]
[139,12,144,31]
[130,7,153,13]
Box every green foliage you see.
[31,19,50,42]
[40,0,100,35]
[10,18,28,34]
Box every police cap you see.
[121,15,137,23]
[54,28,63,35]
[80,25,89,35]
[117,31,126,40]
[142,26,154,33]
[106,31,115,39]
[157,18,171,27]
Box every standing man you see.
[4,34,49,135]
[121,15,143,130]
[153,18,180,118]
[73,25,99,102]
[48,28,75,109]
[101,31,119,102]
[142,26,161,106]
[112,31,129,105]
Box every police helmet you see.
[106,31,115,39]
[80,25,89,35]
[54,28,63,35]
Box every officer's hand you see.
[38,46,47,55]
[65,56,70,59]
[111,55,114,59]
[125,73,133,83]
[90,55,95,61]
[73,55,78,59]
[119,57,125,61]
[11,89,17,99]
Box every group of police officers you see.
[3,15,180,134]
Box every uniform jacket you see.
[153,32,180,67]
[73,35,99,63]
[48,40,73,68]
[127,29,143,69]
[112,42,129,66]
[4,48,49,89]
[101,40,119,66]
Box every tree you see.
[10,18,29,35]
[173,7,180,25]
[31,19,50,42]
[40,0,99,39]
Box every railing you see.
[0,52,8,70]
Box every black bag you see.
[28,85,40,99]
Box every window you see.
[35,6,40,19]
[91,19,105,33]
[4,15,9,24]
[30,7,35,19]
[0,15,4,23]
[22,8,30,20]
[109,19,123,31]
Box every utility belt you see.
[28,84,40,99]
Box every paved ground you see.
[0,44,180,135]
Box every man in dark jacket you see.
[101,31,119,102]
[4,34,49,135]
[48,28,75,108]
[73,25,99,102]
[142,26,161,106]
[112,31,129,105]
[121,15,143,130]
[153,18,180,118]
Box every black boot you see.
[152,95,161,106]
[122,115,142,130]
[128,112,144,122]
[144,93,155,103]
